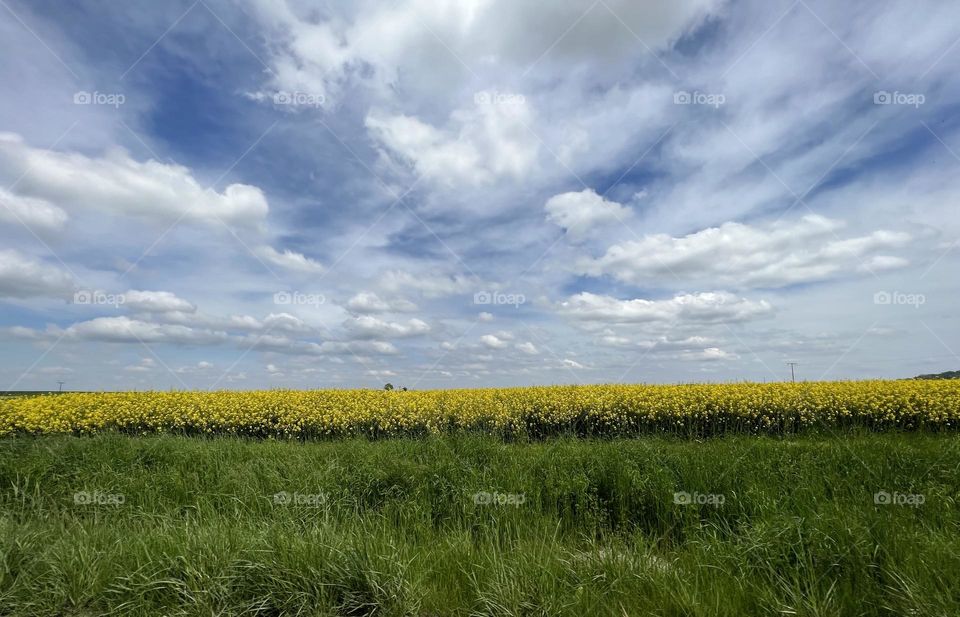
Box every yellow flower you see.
[0,380,957,438]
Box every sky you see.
[0,0,958,391]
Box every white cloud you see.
[545,189,631,239]
[251,0,722,104]
[344,314,430,339]
[366,369,397,377]
[322,340,399,356]
[516,341,538,355]
[64,316,229,345]
[478,311,494,322]
[379,269,476,298]
[559,291,774,325]
[680,347,738,361]
[599,334,717,351]
[125,357,156,372]
[175,360,215,373]
[0,249,74,299]
[366,101,538,186]
[254,245,325,273]
[347,291,417,313]
[480,334,508,349]
[0,186,68,230]
[124,290,196,313]
[0,133,269,228]
[578,215,911,289]
[262,312,312,334]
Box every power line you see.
[786,362,798,383]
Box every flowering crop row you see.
[1,380,958,438]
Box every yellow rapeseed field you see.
[1,380,958,438]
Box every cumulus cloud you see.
[251,0,722,103]
[366,100,538,186]
[254,245,325,273]
[320,340,399,356]
[680,347,738,361]
[124,290,196,313]
[125,357,156,372]
[516,341,539,355]
[236,334,399,357]
[545,189,631,239]
[344,315,430,339]
[0,249,74,299]
[599,333,717,351]
[0,187,68,230]
[63,316,229,345]
[347,291,417,313]
[559,291,774,325]
[578,215,911,289]
[0,133,269,228]
[262,312,313,334]
[379,269,476,298]
[175,361,215,373]
[480,334,508,349]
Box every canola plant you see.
[1,381,958,438]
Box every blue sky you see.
[0,0,958,390]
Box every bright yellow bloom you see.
[0,381,957,438]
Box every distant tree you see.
[384,383,394,390]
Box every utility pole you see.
[786,362,798,383]
[57,381,65,392]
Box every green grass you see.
[1,433,958,616]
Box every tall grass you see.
[0,433,958,615]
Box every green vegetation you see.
[915,370,960,380]
[1,433,958,616]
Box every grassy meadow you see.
[1,431,958,616]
